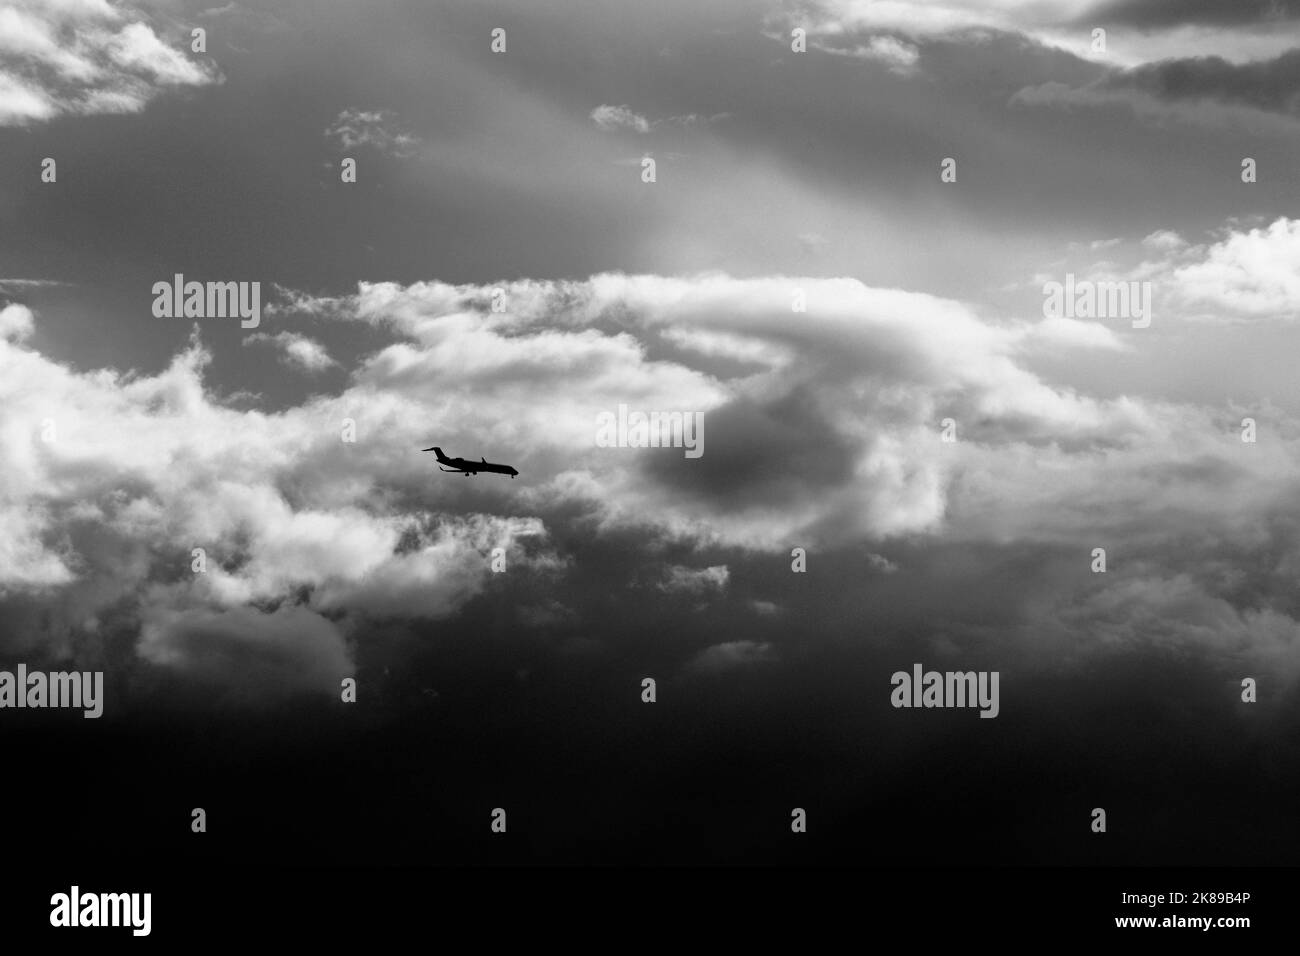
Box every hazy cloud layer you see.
[778,0,1300,65]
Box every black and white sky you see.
[2,0,1300,865]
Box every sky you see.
[2,0,1300,866]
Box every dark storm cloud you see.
[1098,49,1300,114]
[640,387,858,510]
[1082,0,1300,28]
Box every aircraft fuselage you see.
[423,446,518,477]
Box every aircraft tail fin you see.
[422,446,450,462]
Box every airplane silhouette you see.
[422,446,519,478]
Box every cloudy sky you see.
[3,0,1300,866]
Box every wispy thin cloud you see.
[0,0,222,126]
[243,331,339,372]
[590,103,730,133]
[325,108,421,157]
